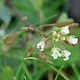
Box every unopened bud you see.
[20,27,34,31]
[55,39,59,42]
[51,31,57,36]
[60,36,65,41]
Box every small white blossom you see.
[55,39,59,42]
[53,33,61,42]
[67,36,78,44]
[51,31,57,36]
[51,48,61,59]
[61,50,71,61]
[57,34,61,38]
[37,41,45,51]
[60,26,69,35]
[60,36,66,41]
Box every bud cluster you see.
[37,26,78,61]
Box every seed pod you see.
[55,21,74,27]
[68,23,79,27]
[28,46,33,53]
[27,46,33,58]
[20,27,34,32]
[3,34,18,45]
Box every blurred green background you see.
[0,0,80,80]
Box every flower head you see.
[61,50,71,61]
[37,41,45,51]
[60,26,69,35]
[67,36,78,44]
[51,48,61,59]
[52,33,61,42]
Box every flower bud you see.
[67,36,78,44]
[51,31,57,36]
[60,26,69,35]
[60,36,66,41]
[37,41,45,51]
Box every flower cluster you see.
[37,41,71,61]
[60,26,78,44]
[51,48,71,61]
[51,26,78,44]
[37,25,78,61]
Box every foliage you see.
[0,0,80,80]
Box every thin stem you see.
[4,61,12,80]
[34,14,57,26]
[38,23,55,29]
[20,27,47,38]
[24,76,27,80]
[24,57,69,80]
[48,70,53,80]
[34,29,46,37]
[71,64,79,80]
[6,0,34,27]
[16,62,33,80]
[54,65,63,80]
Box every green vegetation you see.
[0,0,80,80]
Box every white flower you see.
[61,50,71,61]
[51,31,57,36]
[53,33,61,42]
[67,36,78,44]
[51,48,61,59]
[60,36,66,41]
[60,26,69,35]
[37,41,45,51]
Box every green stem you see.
[54,65,63,80]
[22,62,33,80]
[16,62,33,80]
[4,61,12,80]
[34,29,46,37]
[24,57,69,80]
[34,15,57,26]
[71,64,79,80]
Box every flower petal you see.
[67,36,78,44]
[60,26,69,35]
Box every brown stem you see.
[6,0,34,27]
[38,23,55,30]
[48,70,53,80]
[38,22,79,30]
[78,37,80,42]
